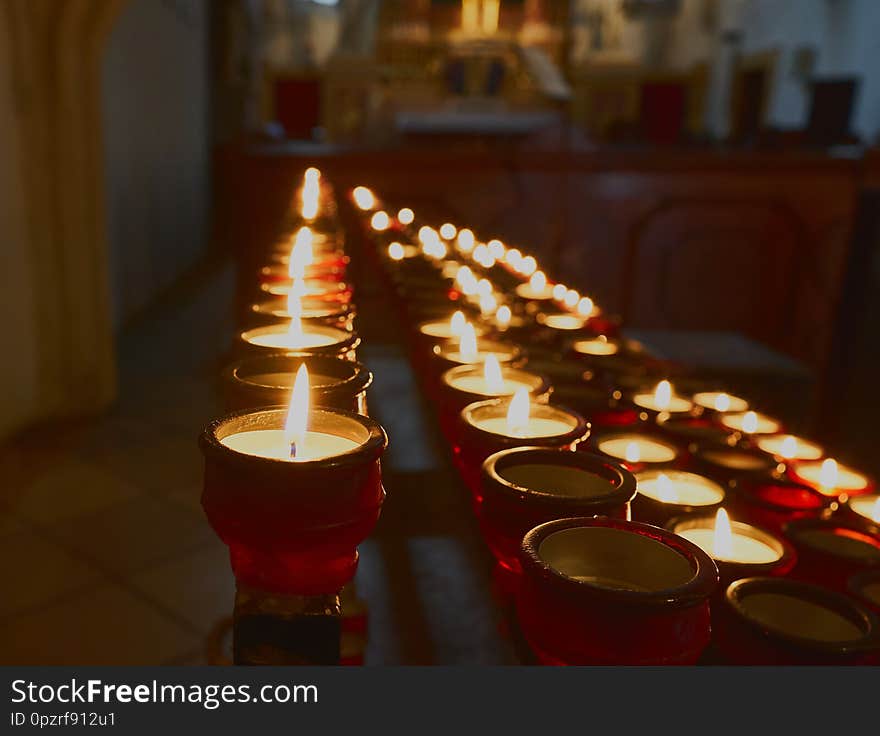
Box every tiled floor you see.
[0,257,514,665]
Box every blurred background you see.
[1,0,879,664]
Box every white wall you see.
[102,0,211,330]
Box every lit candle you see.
[692,391,749,413]
[352,186,375,211]
[515,271,555,300]
[370,210,391,231]
[443,354,540,398]
[538,312,587,331]
[262,277,349,299]
[720,410,781,435]
[793,458,871,497]
[632,380,694,414]
[848,495,880,525]
[573,336,619,356]
[418,311,485,340]
[434,324,519,366]
[240,294,355,354]
[220,365,359,461]
[471,388,577,439]
[676,509,783,565]
[439,223,457,240]
[397,207,415,225]
[299,168,320,221]
[596,432,678,465]
[288,227,314,279]
[756,434,824,461]
[637,470,724,507]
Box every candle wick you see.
[289,441,297,460]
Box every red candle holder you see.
[848,569,880,614]
[667,513,796,587]
[222,353,372,414]
[784,517,880,592]
[453,399,589,500]
[479,448,636,588]
[517,516,718,665]
[727,477,833,533]
[200,407,387,664]
[715,577,880,665]
[247,297,354,331]
[631,470,725,526]
[787,459,875,499]
[235,323,360,362]
[436,364,551,438]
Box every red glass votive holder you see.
[437,364,550,439]
[631,469,725,527]
[200,407,387,664]
[588,429,682,473]
[517,516,718,665]
[453,399,589,501]
[479,448,637,586]
[235,323,360,362]
[247,297,354,331]
[784,517,880,592]
[222,353,372,415]
[727,477,832,533]
[715,577,880,665]
[787,459,875,499]
[849,569,880,614]
[667,513,796,587]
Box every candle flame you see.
[440,223,457,240]
[656,473,678,503]
[564,289,579,308]
[654,380,672,411]
[479,293,498,316]
[397,207,414,225]
[712,508,734,559]
[506,388,530,436]
[450,310,466,336]
[370,211,390,231]
[352,186,375,211]
[284,364,310,458]
[477,278,492,297]
[625,441,641,464]
[388,242,405,261]
[871,497,880,523]
[779,435,798,459]
[300,169,320,220]
[484,353,504,393]
[521,256,537,276]
[288,227,314,279]
[819,458,839,491]
[552,283,567,301]
[459,322,478,362]
[714,393,731,412]
[289,277,307,300]
[488,239,505,259]
[577,296,594,316]
[529,271,546,292]
[457,228,475,252]
[742,411,759,434]
[496,305,512,328]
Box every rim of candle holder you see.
[725,576,880,656]
[733,477,832,515]
[460,397,589,446]
[483,447,636,510]
[783,517,880,565]
[200,406,387,473]
[848,569,880,610]
[441,364,551,404]
[786,460,875,496]
[635,469,726,517]
[259,279,352,299]
[668,513,797,578]
[250,297,352,323]
[655,413,734,444]
[535,311,589,332]
[416,317,488,340]
[238,323,361,358]
[432,338,524,366]
[520,516,719,609]
[268,249,349,267]
[259,263,347,283]
[223,353,372,406]
[590,429,682,467]
[691,441,780,478]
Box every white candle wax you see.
[598,435,677,464]
[447,374,533,397]
[474,415,575,439]
[632,392,694,413]
[692,391,749,413]
[264,281,346,297]
[515,283,555,300]
[637,470,724,506]
[541,314,586,331]
[720,411,781,434]
[677,526,781,564]
[439,347,516,365]
[420,321,485,339]
[221,429,358,461]
[755,434,824,461]
[244,327,346,349]
[573,338,619,356]
[796,460,869,494]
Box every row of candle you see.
[199,169,389,665]
[354,185,880,665]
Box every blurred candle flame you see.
[625,441,640,464]
[300,169,320,220]
[488,239,505,259]
[657,473,677,503]
[370,211,390,231]
[288,227,314,279]
[780,435,798,459]
[284,364,309,459]
[714,393,731,412]
[496,305,512,328]
[577,296,594,316]
[564,289,579,308]
[529,271,546,292]
[654,380,672,411]
[388,242,405,260]
[506,388,530,436]
[352,186,375,211]
[742,411,759,434]
[484,354,504,393]
[450,310,466,337]
[872,497,880,523]
[479,293,498,316]
[819,458,839,491]
[397,207,414,225]
[521,256,537,276]
[457,228,475,252]
[459,322,478,362]
[712,508,734,559]
[440,223,457,240]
